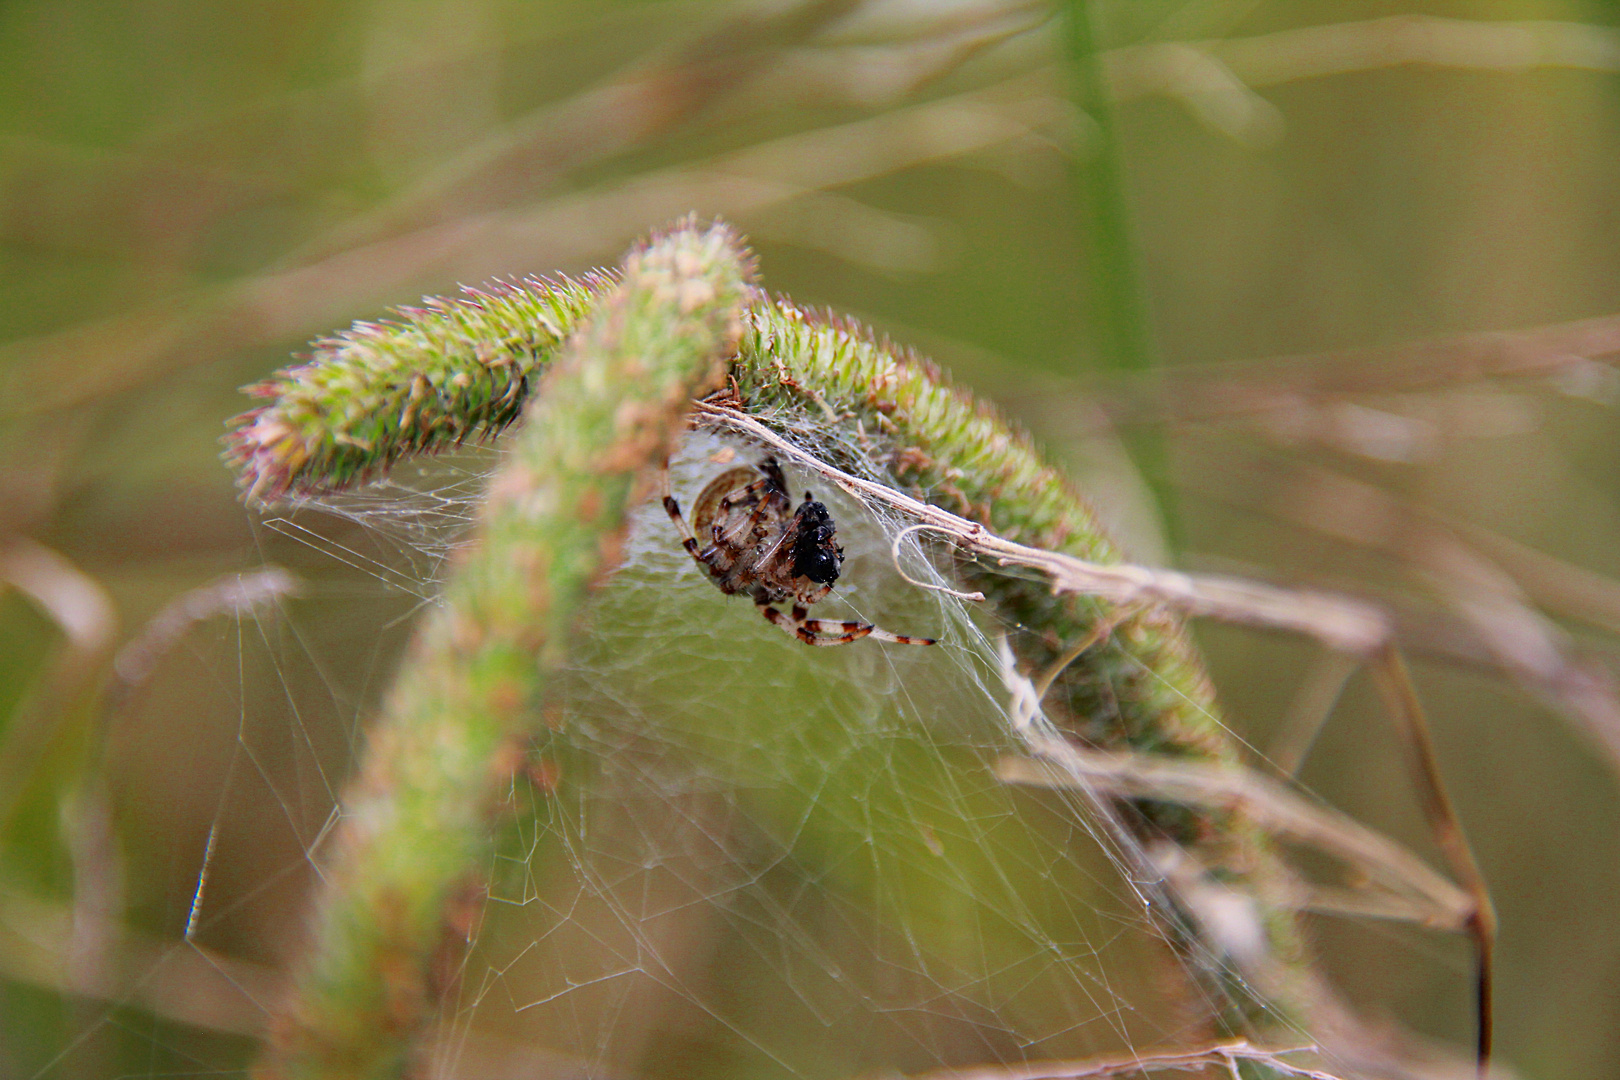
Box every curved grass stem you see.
[254,219,753,1080]
[229,223,1490,1078]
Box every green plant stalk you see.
[1059,0,1179,543]
[255,221,752,1080]
[228,277,1309,1040]
[1060,0,1154,378]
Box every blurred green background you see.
[4,0,1620,1077]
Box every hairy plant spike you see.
[223,270,614,504]
[257,219,752,1080]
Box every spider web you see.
[439,427,1231,1078]
[72,424,1329,1080]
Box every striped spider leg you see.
[662,456,936,647]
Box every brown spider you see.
[663,456,937,647]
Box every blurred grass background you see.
[3,0,1620,1077]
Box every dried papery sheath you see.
[223,272,611,504]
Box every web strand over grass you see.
[699,401,1495,1075]
[226,229,1496,1079]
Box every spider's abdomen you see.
[791,501,841,585]
[690,466,770,543]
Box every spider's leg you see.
[758,599,873,646]
[660,479,706,566]
[760,601,937,647]
[715,475,783,544]
[758,456,789,496]
[717,474,774,515]
[798,617,936,646]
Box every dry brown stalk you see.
[902,1038,1342,1080]
[1269,651,1360,777]
[1451,519,1620,639]
[15,12,1620,419]
[696,403,1393,656]
[0,887,279,1037]
[1212,458,1620,771]
[0,539,119,833]
[0,74,1066,419]
[296,0,869,260]
[1368,648,1496,1072]
[1098,311,1620,431]
[995,749,1471,934]
[107,567,299,707]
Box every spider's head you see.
[791,500,843,585]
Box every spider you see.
[663,456,937,647]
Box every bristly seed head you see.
[221,272,610,505]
